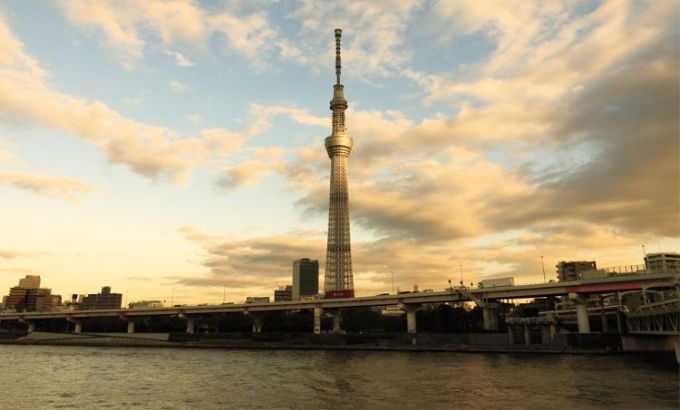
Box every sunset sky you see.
[0,1,678,305]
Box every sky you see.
[0,0,678,305]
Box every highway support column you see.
[399,303,421,334]
[313,306,322,335]
[251,315,263,333]
[524,325,531,346]
[67,318,83,333]
[27,321,35,333]
[119,314,135,334]
[178,313,195,334]
[326,309,342,333]
[569,292,591,333]
[480,301,500,331]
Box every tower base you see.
[324,290,354,299]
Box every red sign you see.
[324,289,355,299]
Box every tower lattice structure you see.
[324,28,354,299]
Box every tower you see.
[324,28,355,299]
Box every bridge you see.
[1,271,676,335]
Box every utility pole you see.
[541,256,546,283]
[459,265,463,287]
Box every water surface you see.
[0,345,677,409]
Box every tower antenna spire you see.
[335,28,342,85]
[324,28,354,299]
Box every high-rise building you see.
[556,261,597,281]
[34,292,62,311]
[18,275,40,289]
[644,252,680,273]
[293,258,319,301]
[274,285,293,302]
[2,275,60,311]
[323,29,355,299]
[4,287,29,310]
[79,286,122,310]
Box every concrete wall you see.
[622,335,679,352]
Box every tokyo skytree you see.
[323,29,354,299]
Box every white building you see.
[129,300,164,309]
[644,252,680,273]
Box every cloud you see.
[55,0,429,80]
[0,172,95,201]
[164,49,194,67]
[216,147,286,189]
[0,16,245,182]
[286,1,421,79]
[126,276,154,282]
[56,0,280,70]
[168,80,188,93]
[0,250,22,259]
[245,103,326,137]
[174,219,660,301]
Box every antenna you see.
[335,28,342,85]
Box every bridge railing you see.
[600,264,647,274]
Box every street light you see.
[541,256,546,283]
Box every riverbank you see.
[3,331,674,359]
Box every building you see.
[245,296,270,304]
[79,286,122,310]
[644,252,680,273]
[323,29,355,299]
[129,300,164,309]
[2,275,61,311]
[556,261,597,281]
[4,287,29,310]
[34,293,62,311]
[18,275,41,289]
[274,285,292,302]
[293,258,319,301]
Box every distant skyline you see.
[0,1,678,305]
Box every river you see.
[0,345,677,409]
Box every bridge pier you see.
[524,325,531,346]
[252,316,263,333]
[313,307,322,334]
[118,315,136,334]
[399,303,421,334]
[66,318,83,333]
[569,292,591,333]
[325,309,342,333]
[178,313,195,334]
[481,301,499,331]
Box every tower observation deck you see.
[324,28,354,299]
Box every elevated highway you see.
[0,272,676,335]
